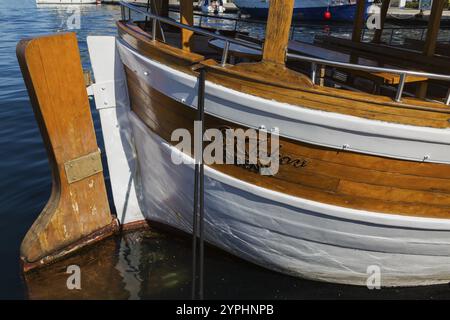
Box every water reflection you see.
[24,230,192,299]
[5,0,450,300]
[23,228,450,300]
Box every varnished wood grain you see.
[262,0,294,64]
[16,33,117,270]
[180,0,194,51]
[417,0,446,98]
[125,66,450,219]
[423,0,445,57]
[201,60,450,128]
[117,21,203,73]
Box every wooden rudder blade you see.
[16,32,118,272]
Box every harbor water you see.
[1,0,450,299]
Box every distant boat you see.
[36,0,99,3]
[233,0,370,21]
[199,0,226,14]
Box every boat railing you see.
[120,1,450,106]
[131,2,450,45]
[287,52,450,105]
[120,0,261,67]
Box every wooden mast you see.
[417,0,445,98]
[352,0,367,42]
[180,0,194,51]
[262,0,295,65]
[16,33,118,272]
[155,0,169,17]
[423,0,445,57]
[373,0,391,43]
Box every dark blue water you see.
[2,0,450,300]
[0,0,120,299]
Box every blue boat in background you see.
[233,0,372,22]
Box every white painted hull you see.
[130,112,450,287]
[88,36,450,287]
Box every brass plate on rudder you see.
[64,149,103,184]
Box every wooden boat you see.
[17,0,450,287]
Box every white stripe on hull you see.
[117,39,450,165]
[130,112,450,286]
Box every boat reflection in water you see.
[23,228,450,300]
[24,229,192,300]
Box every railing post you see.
[152,18,157,41]
[221,41,230,66]
[395,73,407,102]
[311,62,317,84]
[319,64,325,87]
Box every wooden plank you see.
[16,33,117,271]
[201,61,450,128]
[125,66,450,218]
[370,72,427,85]
[262,0,294,64]
[373,0,391,43]
[417,0,446,98]
[180,0,194,51]
[423,0,446,57]
[352,0,367,43]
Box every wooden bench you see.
[287,40,428,91]
[314,35,450,74]
[403,38,450,57]
[208,38,429,93]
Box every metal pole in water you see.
[198,68,206,300]
[191,133,199,300]
[192,68,206,300]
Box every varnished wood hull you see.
[89,34,450,286]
